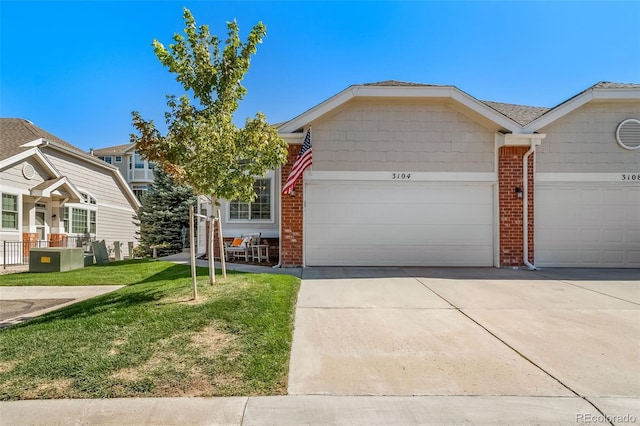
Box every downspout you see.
[273,166,283,269]
[522,138,541,270]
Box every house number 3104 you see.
[392,173,412,180]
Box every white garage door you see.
[535,183,640,267]
[305,181,494,266]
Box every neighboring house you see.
[206,81,638,268]
[90,144,155,200]
[0,118,141,262]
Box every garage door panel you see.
[535,183,640,267]
[305,181,494,266]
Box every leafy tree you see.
[131,8,288,206]
[131,7,288,285]
[134,168,197,258]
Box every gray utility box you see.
[29,248,85,273]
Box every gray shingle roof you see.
[0,118,117,173]
[0,118,87,161]
[593,81,640,89]
[362,80,444,87]
[480,101,551,126]
[92,143,135,156]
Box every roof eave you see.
[277,84,522,135]
[524,86,640,132]
[43,140,141,210]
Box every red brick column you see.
[498,146,535,267]
[280,145,304,266]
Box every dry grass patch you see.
[22,378,74,399]
[190,326,235,354]
[0,360,18,374]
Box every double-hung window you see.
[1,193,18,229]
[63,192,97,235]
[228,177,273,222]
[134,152,145,169]
[71,208,88,233]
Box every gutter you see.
[522,138,541,271]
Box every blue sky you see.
[2,1,639,152]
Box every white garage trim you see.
[304,180,495,267]
[536,173,640,182]
[306,171,497,182]
[535,182,640,267]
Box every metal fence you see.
[2,236,96,269]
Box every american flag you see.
[282,129,312,195]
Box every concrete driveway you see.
[289,267,640,421]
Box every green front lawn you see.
[0,260,300,399]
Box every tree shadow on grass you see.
[4,264,210,329]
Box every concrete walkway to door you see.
[288,266,640,423]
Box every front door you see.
[35,205,46,241]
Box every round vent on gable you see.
[616,118,640,150]
[22,163,36,179]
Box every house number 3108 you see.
[621,174,640,181]
[392,173,412,180]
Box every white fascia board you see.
[31,176,83,201]
[45,141,119,171]
[279,133,305,145]
[19,138,46,148]
[449,89,522,132]
[524,90,594,132]
[0,148,62,179]
[523,87,640,133]
[499,133,547,147]
[278,86,357,133]
[45,142,141,209]
[279,84,522,135]
[117,171,142,209]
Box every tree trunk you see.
[208,195,216,285]
[189,204,198,299]
[217,208,227,279]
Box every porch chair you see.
[224,233,261,262]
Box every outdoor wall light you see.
[515,187,523,198]
[52,214,57,220]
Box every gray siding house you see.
[0,118,140,263]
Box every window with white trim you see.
[71,208,88,233]
[1,193,18,229]
[229,178,272,221]
[132,184,148,201]
[63,192,97,235]
[115,156,122,163]
[134,151,144,169]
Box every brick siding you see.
[280,145,304,266]
[498,146,534,267]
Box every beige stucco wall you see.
[537,101,640,173]
[312,99,496,172]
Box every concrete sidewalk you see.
[1,395,623,425]
[1,266,638,425]
[158,252,302,277]
[0,285,124,328]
